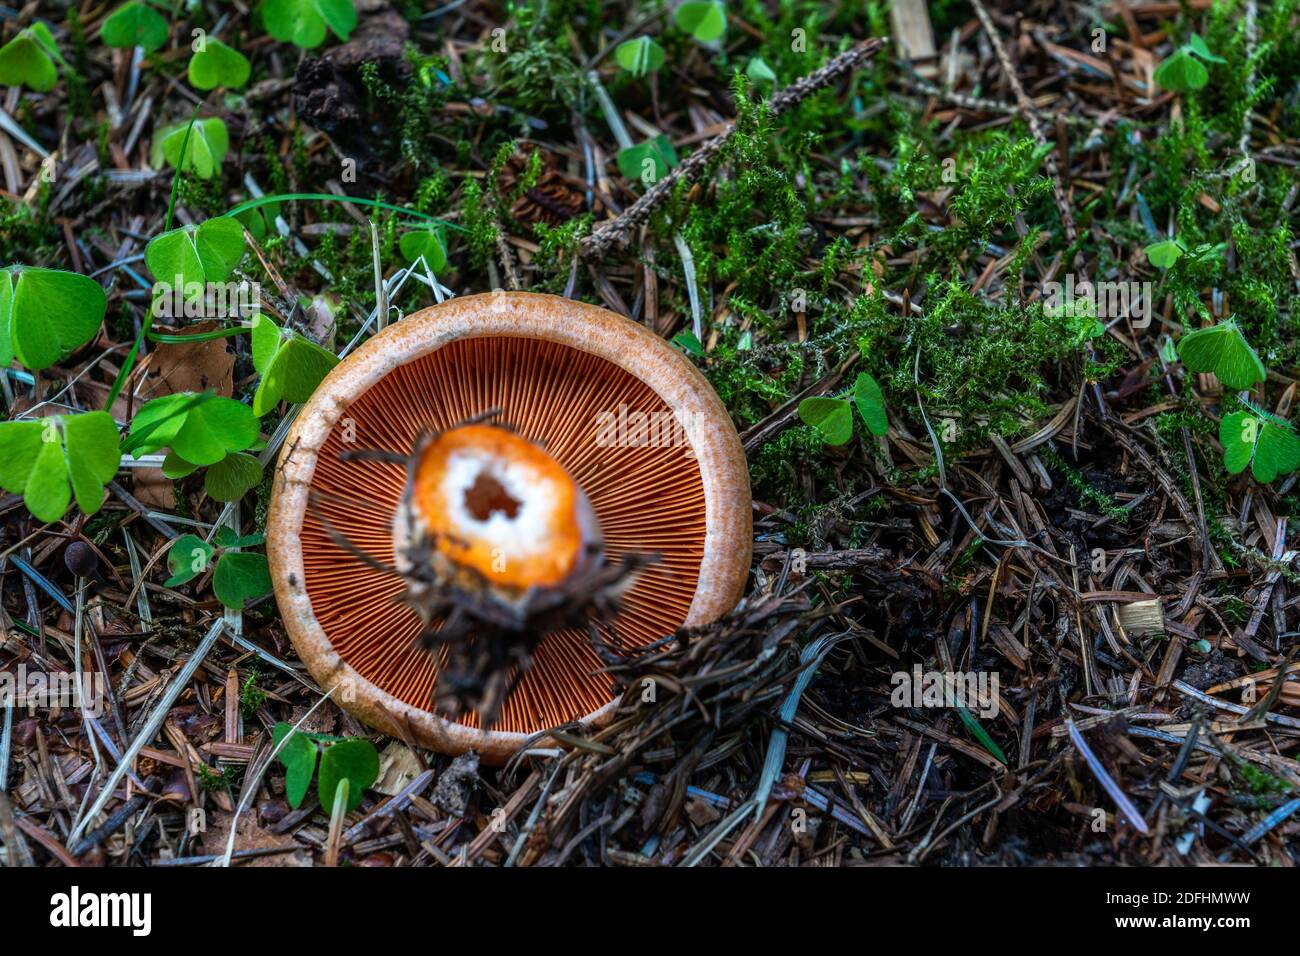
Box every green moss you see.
[1234,760,1293,797]
[1040,446,1129,522]
[240,662,267,717]
[197,764,239,792]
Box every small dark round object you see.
[64,540,98,578]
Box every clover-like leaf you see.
[215,526,266,549]
[798,396,853,445]
[203,451,263,501]
[1,266,107,371]
[614,36,665,78]
[122,392,259,466]
[1176,320,1266,391]
[852,372,889,437]
[101,2,169,53]
[1185,34,1226,65]
[259,0,356,49]
[165,533,215,587]
[213,551,272,609]
[63,412,121,517]
[672,329,704,356]
[0,412,120,523]
[616,134,677,187]
[746,56,776,87]
[1220,408,1300,483]
[1143,238,1184,269]
[144,216,245,306]
[0,23,61,92]
[233,202,282,241]
[1154,47,1208,93]
[674,1,727,43]
[250,314,339,416]
[317,738,379,815]
[187,37,250,90]
[274,723,319,809]
[150,117,229,179]
[164,449,262,502]
[398,227,447,272]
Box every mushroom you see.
[267,292,751,761]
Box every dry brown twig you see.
[579,37,888,260]
[968,0,1078,245]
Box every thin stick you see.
[370,219,389,331]
[968,0,1077,245]
[580,38,887,259]
[324,779,349,867]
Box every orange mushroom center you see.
[410,424,584,589]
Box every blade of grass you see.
[224,193,464,231]
[956,704,1008,765]
[163,108,200,235]
[108,110,199,414]
[102,320,148,412]
[146,325,250,344]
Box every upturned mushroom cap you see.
[267,291,751,761]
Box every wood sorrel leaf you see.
[616,134,677,187]
[101,2,170,53]
[1153,47,1208,93]
[614,36,665,77]
[1185,34,1226,64]
[1176,320,1266,391]
[0,266,107,371]
[187,37,251,90]
[258,0,357,49]
[213,551,272,609]
[674,1,726,43]
[398,227,447,271]
[144,216,246,306]
[1220,408,1300,483]
[1143,238,1184,269]
[0,412,120,523]
[799,396,853,445]
[250,314,339,416]
[318,738,379,814]
[234,202,282,241]
[123,392,258,465]
[852,372,889,437]
[672,329,704,356]
[165,533,215,586]
[202,451,263,502]
[150,117,229,179]
[0,23,59,91]
[746,56,776,86]
[274,723,319,809]
[215,526,265,549]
